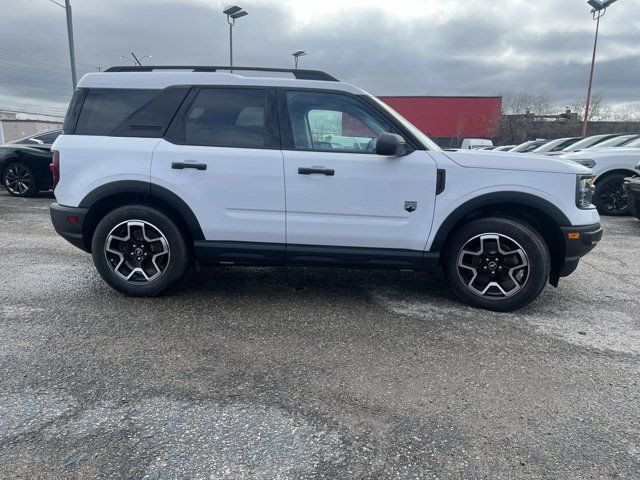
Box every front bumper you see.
[623,176,640,195]
[553,223,602,281]
[50,203,90,252]
[625,177,640,218]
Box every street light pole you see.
[292,50,307,69]
[582,0,617,137]
[228,16,234,70]
[48,0,77,90]
[222,6,248,73]
[582,9,603,137]
[64,0,77,89]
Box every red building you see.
[378,96,502,148]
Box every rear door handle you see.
[172,162,207,171]
[298,167,334,176]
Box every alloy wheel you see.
[5,164,33,195]
[456,233,530,298]
[600,181,628,214]
[104,220,170,283]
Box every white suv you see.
[50,66,602,311]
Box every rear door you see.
[279,89,438,264]
[151,87,286,261]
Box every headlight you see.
[574,159,596,168]
[576,174,595,209]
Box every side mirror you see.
[376,132,408,156]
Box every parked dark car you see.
[509,139,548,153]
[0,130,61,196]
[624,168,640,221]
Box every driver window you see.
[286,91,389,153]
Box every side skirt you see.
[194,241,440,272]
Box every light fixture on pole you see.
[223,5,248,73]
[47,0,77,90]
[120,53,151,66]
[292,50,307,69]
[581,0,618,137]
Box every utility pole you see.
[48,0,77,90]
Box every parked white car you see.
[461,138,493,149]
[562,147,640,215]
[50,66,601,311]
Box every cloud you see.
[0,0,638,116]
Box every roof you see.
[77,71,366,96]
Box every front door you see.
[280,90,438,261]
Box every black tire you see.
[3,162,37,197]
[443,217,551,312]
[91,205,190,297]
[593,173,630,216]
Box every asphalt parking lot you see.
[1,190,639,479]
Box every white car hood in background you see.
[561,147,640,161]
[442,150,591,175]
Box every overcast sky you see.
[1,0,638,117]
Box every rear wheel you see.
[91,205,190,296]
[443,217,550,312]
[593,173,630,216]
[3,162,37,197]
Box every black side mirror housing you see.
[376,132,408,156]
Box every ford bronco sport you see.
[50,66,602,311]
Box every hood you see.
[443,150,591,175]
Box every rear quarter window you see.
[75,89,160,136]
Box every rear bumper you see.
[50,203,90,252]
[555,223,603,279]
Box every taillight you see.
[50,150,60,191]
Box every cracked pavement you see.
[1,190,639,479]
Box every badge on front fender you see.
[404,201,417,213]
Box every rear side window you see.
[75,89,159,136]
[182,88,267,148]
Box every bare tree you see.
[502,89,552,115]
[612,104,640,122]
[572,93,612,121]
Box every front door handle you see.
[298,167,334,176]
[172,162,207,171]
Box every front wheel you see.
[91,205,190,296]
[593,173,630,216]
[3,162,37,197]
[443,217,551,312]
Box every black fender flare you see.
[78,180,204,240]
[429,191,571,252]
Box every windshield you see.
[594,135,638,148]
[368,96,441,151]
[511,141,542,153]
[625,138,640,148]
[562,135,611,152]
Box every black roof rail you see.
[103,65,338,81]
